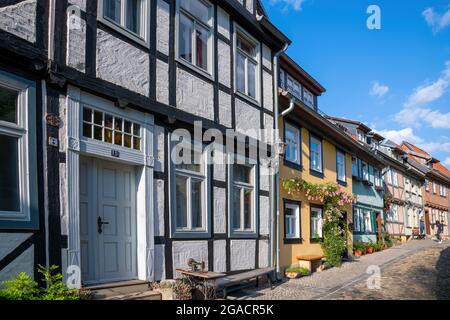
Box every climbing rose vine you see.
[282,178,357,267]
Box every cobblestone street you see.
[233,240,450,300]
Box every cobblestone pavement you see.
[233,239,450,300]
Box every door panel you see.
[80,157,137,284]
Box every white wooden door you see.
[80,157,137,284]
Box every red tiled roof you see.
[434,162,450,177]
[401,142,430,157]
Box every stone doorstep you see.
[85,280,161,300]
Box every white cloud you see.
[377,127,424,145]
[369,82,389,98]
[395,61,450,128]
[444,157,450,166]
[423,7,450,33]
[269,0,305,11]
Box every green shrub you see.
[353,241,365,251]
[0,272,39,300]
[0,265,84,300]
[285,267,310,276]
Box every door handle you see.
[97,217,109,234]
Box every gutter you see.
[270,41,289,281]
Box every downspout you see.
[270,42,289,280]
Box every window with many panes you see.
[374,168,382,187]
[310,136,322,173]
[177,0,213,73]
[101,0,148,42]
[352,157,359,177]
[0,74,36,224]
[285,123,301,165]
[235,28,259,100]
[284,202,300,240]
[303,88,315,108]
[361,162,369,181]
[230,156,257,236]
[336,150,346,183]
[425,178,429,191]
[310,206,323,240]
[388,204,398,222]
[354,208,373,233]
[392,169,398,186]
[433,181,437,194]
[171,138,208,236]
[82,107,141,151]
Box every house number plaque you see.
[111,150,120,158]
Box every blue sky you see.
[262,0,450,166]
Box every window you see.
[170,137,209,237]
[369,165,375,185]
[0,73,37,226]
[230,156,257,236]
[386,169,392,184]
[284,202,300,240]
[286,75,302,100]
[285,123,301,165]
[354,208,373,233]
[388,204,398,222]
[310,136,322,173]
[363,210,373,233]
[361,162,369,181]
[310,206,323,240]
[357,130,366,143]
[101,0,148,43]
[303,88,315,108]
[336,150,346,183]
[235,29,259,100]
[279,69,286,89]
[374,169,382,187]
[352,157,359,177]
[433,181,437,194]
[392,169,398,186]
[425,178,429,192]
[82,107,142,151]
[177,0,213,73]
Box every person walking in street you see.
[435,221,444,244]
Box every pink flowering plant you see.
[283,178,357,266]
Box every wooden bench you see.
[296,255,324,272]
[214,268,275,299]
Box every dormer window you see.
[357,130,366,143]
[303,88,314,108]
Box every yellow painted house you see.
[276,55,384,271]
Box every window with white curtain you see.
[177,0,213,73]
[310,136,322,173]
[361,162,369,181]
[284,202,300,239]
[235,28,259,100]
[336,150,346,182]
[310,206,323,239]
[230,155,257,237]
[285,123,301,165]
[363,210,373,233]
[0,73,36,224]
[102,0,148,42]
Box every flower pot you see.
[354,250,362,257]
[367,247,374,254]
[285,272,302,279]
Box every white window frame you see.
[0,74,36,223]
[284,122,301,165]
[374,168,382,187]
[175,0,214,77]
[392,169,398,186]
[302,87,315,108]
[98,0,150,46]
[361,161,369,181]
[425,178,429,191]
[363,210,373,233]
[336,150,346,183]
[310,206,323,239]
[284,202,300,240]
[228,153,258,238]
[310,135,323,173]
[433,181,437,194]
[234,24,261,104]
[169,133,211,238]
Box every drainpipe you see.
[270,43,289,280]
[274,95,295,280]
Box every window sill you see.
[284,159,303,171]
[235,91,261,108]
[98,18,149,49]
[284,238,302,244]
[171,230,211,239]
[229,231,258,239]
[337,180,347,187]
[176,58,214,82]
[310,169,324,179]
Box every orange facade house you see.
[401,142,450,239]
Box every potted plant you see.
[353,242,364,257]
[151,280,192,300]
[367,242,375,254]
[285,267,310,279]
